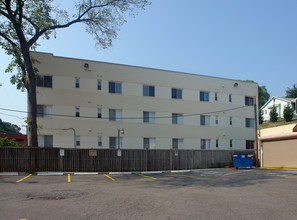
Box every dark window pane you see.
[44,135,53,148]
[149,86,155,96]
[97,81,101,90]
[44,76,52,88]
[37,105,44,117]
[109,82,115,93]
[109,137,116,149]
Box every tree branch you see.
[28,0,121,48]
[0,31,17,47]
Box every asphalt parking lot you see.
[1,169,297,220]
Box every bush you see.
[283,105,294,122]
[0,137,19,146]
[269,105,278,122]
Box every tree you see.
[259,109,264,124]
[285,84,297,98]
[0,118,21,134]
[258,85,270,108]
[283,105,294,122]
[0,137,19,146]
[269,105,278,122]
[0,0,150,147]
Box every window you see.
[245,96,254,106]
[143,85,155,97]
[76,136,80,146]
[216,139,219,148]
[109,137,122,149]
[229,117,232,125]
[98,137,102,147]
[200,91,209,102]
[215,116,219,125]
[37,75,52,88]
[172,138,183,149]
[37,105,52,118]
[200,115,210,126]
[215,92,218,101]
[143,138,156,150]
[97,108,102,118]
[75,107,80,117]
[246,118,255,128]
[38,135,53,148]
[265,110,267,114]
[172,113,183,124]
[143,111,155,123]
[97,80,102,90]
[109,81,122,94]
[230,140,233,148]
[246,140,254,149]
[75,78,80,88]
[201,139,211,149]
[172,88,182,99]
[109,109,122,121]
[229,94,232,102]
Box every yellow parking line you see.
[16,174,32,183]
[104,174,115,181]
[135,173,157,180]
[164,172,194,178]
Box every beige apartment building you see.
[32,51,258,150]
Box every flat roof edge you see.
[30,51,258,85]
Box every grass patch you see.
[260,118,297,129]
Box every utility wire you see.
[0,105,249,120]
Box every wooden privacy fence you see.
[0,147,254,173]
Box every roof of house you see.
[260,96,296,110]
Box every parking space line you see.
[16,174,32,183]
[135,173,157,180]
[104,174,115,181]
[164,172,194,178]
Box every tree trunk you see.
[23,49,38,147]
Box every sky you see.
[0,0,297,133]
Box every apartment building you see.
[32,51,258,150]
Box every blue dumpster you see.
[233,153,253,168]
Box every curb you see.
[0,172,19,176]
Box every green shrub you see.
[283,105,294,122]
[259,109,264,124]
[269,105,278,122]
[0,137,19,146]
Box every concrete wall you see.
[32,52,258,150]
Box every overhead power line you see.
[0,105,249,120]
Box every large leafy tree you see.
[0,118,21,134]
[0,0,150,147]
[258,85,270,108]
[285,84,297,98]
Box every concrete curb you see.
[74,172,99,175]
[0,172,18,176]
[37,172,64,176]
[140,171,163,174]
[109,172,132,175]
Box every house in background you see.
[260,96,297,121]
